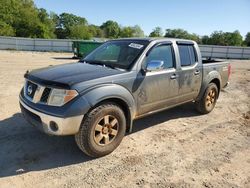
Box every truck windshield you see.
[82,40,149,69]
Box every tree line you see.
[0,0,250,46]
[149,27,250,46]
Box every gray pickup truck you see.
[19,38,231,157]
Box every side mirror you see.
[146,60,164,72]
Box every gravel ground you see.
[0,50,249,188]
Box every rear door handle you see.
[170,74,179,79]
[194,70,200,75]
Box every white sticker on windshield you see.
[129,43,144,49]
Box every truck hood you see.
[25,62,124,88]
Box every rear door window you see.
[178,45,197,66]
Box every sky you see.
[34,0,250,37]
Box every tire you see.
[195,83,218,114]
[75,103,126,158]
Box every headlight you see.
[48,89,78,106]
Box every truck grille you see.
[24,80,51,104]
[40,88,51,103]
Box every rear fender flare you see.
[196,71,222,101]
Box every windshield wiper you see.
[103,64,116,69]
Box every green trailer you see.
[72,41,104,58]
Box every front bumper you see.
[20,100,84,136]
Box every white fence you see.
[0,36,73,52]
[199,45,250,59]
[0,36,250,59]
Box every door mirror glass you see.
[146,60,164,72]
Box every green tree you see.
[13,0,41,37]
[207,31,225,45]
[0,0,21,36]
[88,24,104,38]
[132,25,144,37]
[14,0,46,38]
[165,28,189,38]
[120,26,134,38]
[101,20,120,38]
[164,28,201,43]
[0,21,15,36]
[55,13,87,38]
[69,24,92,40]
[244,32,250,46]
[201,35,210,45]
[37,8,56,38]
[59,13,87,29]
[204,30,243,46]
[120,25,144,38]
[224,30,242,46]
[149,27,163,37]
[187,33,201,43]
[0,0,56,38]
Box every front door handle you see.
[194,70,200,75]
[170,74,179,79]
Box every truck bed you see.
[202,59,230,88]
[202,59,224,64]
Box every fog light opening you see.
[50,121,58,132]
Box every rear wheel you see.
[75,103,126,158]
[195,83,218,114]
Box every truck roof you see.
[111,37,195,43]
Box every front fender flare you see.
[81,84,136,132]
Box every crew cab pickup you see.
[19,38,230,157]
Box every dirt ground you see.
[0,50,249,188]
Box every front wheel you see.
[75,103,126,158]
[195,83,218,114]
